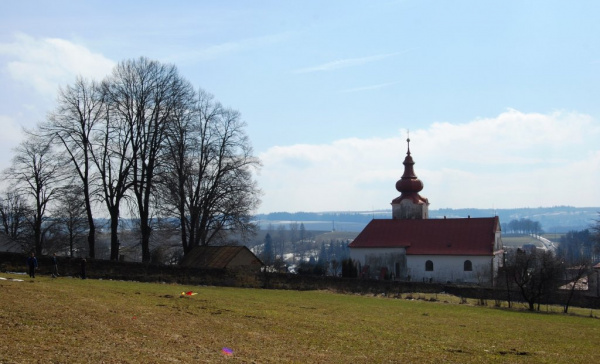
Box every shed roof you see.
[348,217,500,256]
[179,245,263,269]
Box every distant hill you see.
[254,206,599,233]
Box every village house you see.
[349,138,504,285]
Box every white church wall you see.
[350,247,407,278]
[495,231,503,251]
[406,255,493,284]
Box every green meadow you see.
[0,273,598,363]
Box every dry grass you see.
[1,273,599,363]
[502,235,545,248]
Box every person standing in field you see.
[51,253,59,278]
[80,258,86,279]
[26,252,38,278]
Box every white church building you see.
[349,138,504,285]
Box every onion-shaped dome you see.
[392,138,428,205]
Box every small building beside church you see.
[180,245,264,272]
[349,138,503,285]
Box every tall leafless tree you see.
[43,77,103,258]
[91,92,134,261]
[103,57,195,262]
[162,89,261,255]
[7,134,64,255]
[3,56,262,262]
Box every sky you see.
[1,1,599,214]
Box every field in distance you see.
[1,273,598,363]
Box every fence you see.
[1,251,598,309]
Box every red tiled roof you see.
[348,217,500,256]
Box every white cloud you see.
[0,115,23,171]
[0,33,115,97]
[172,32,292,62]
[257,110,600,213]
[294,52,400,74]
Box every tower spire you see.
[391,136,429,219]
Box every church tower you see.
[391,137,429,219]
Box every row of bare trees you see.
[1,57,261,262]
[501,247,595,313]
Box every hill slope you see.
[255,206,599,233]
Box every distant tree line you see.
[501,218,543,235]
[0,57,260,262]
[257,211,374,224]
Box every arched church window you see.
[464,260,472,271]
[425,260,433,271]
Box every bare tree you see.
[0,190,33,251]
[329,259,341,277]
[51,185,89,257]
[103,57,195,262]
[276,225,286,260]
[262,233,274,266]
[7,134,64,255]
[91,95,134,261]
[43,77,104,258]
[158,84,199,254]
[504,249,564,311]
[562,259,591,313]
[162,89,261,255]
[289,222,298,263]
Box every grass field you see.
[1,273,599,363]
[502,235,546,248]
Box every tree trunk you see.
[141,218,151,263]
[87,225,95,259]
[84,183,96,258]
[109,207,120,261]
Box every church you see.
[348,138,504,285]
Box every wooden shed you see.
[179,245,263,272]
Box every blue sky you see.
[1,1,599,213]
